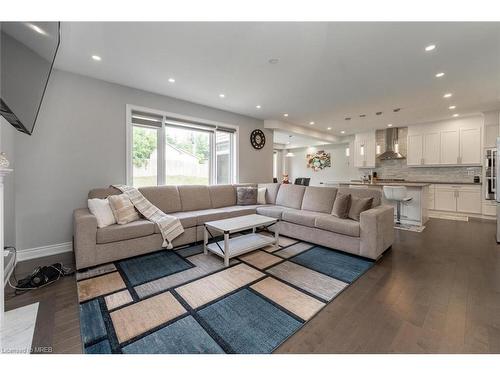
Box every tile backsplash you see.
[359,127,482,183]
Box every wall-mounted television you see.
[0,22,60,135]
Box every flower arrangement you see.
[306,150,331,171]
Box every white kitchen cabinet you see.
[433,184,482,214]
[354,131,376,168]
[407,117,482,167]
[456,189,482,214]
[407,134,423,166]
[423,132,441,165]
[435,188,457,211]
[408,131,441,166]
[440,130,460,165]
[459,127,481,165]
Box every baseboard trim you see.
[16,242,73,262]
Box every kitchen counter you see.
[339,181,430,226]
[342,181,430,187]
[404,180,481,185]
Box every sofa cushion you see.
[139,186,182,213]
[338,187,381,207]
[301,186,337,213]
[236,186,258,205]
[194,208,233,225]
[275,184,306,209]
[348,196,374,221]
[88,186,121,199]
[314,216,360,237]
[208,185,236,208]
[219,205,259,217]
[108,194,140,225]
[178,185,212,211]
[332,193,351,219]
[170,211,198,228]
[97,219,155,244]
[282,209,323,228]
[258,183,281,204]
[256,205,287,219]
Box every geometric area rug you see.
[76,235,374,354]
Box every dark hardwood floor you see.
[5,218,500,354]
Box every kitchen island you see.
[338,181,430,226]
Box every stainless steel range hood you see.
[378,127,405,160]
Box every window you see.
[128,107,237,187]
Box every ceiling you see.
[273,130,331,149]
[55,22,500,135]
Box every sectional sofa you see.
[73,183,394,270]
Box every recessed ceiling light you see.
[168,78,175,83]
[327,127,332,130]
[443,93,453,98]
[283,113,289,117]
[435,72,445,78]
[219,93,225,98]
[453,113,459,117]
[448,105,456,110]
[27,23,47,35]
[309,121,315,125]
[256,105,261,109]
[91,55,102,61]
[425,44,436,52]
[387,124,393,127]
[340,130,346,134]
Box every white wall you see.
[13,69,273,251]
[286,141,359,186]
[0,118,16,248]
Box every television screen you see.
[0,22,60,135]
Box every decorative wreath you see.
[306,150,331,171]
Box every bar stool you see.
[383,186,412,224]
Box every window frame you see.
[126,104,239,186]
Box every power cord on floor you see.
[5,246,75,295]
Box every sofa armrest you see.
[359,205,394,259]
[73,208,98,270]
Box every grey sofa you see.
[73,183,394,270]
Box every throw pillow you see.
[257,187,267,205]
[88,198,116,228]
[348,196,374,221]
[237,186,258,205]
[331,193,351,219]
[108,194,140,224]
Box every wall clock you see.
[250,129,266,149]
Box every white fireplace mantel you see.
[0,168,14,342]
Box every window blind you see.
[131,110,163,128]
[131,110,236,133]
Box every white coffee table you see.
[203,214,279,267]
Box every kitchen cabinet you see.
[440,130,460,165]
[424,132,441,164]
[407,118,482,167]
[459,127,481,164]
[407,134,423,165]
[354,131,376,168]
[407,131,441,166]
[433,184,482,214]
[435,188,456,211]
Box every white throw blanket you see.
[113,185,184,249]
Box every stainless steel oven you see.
[485,148,496,200]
